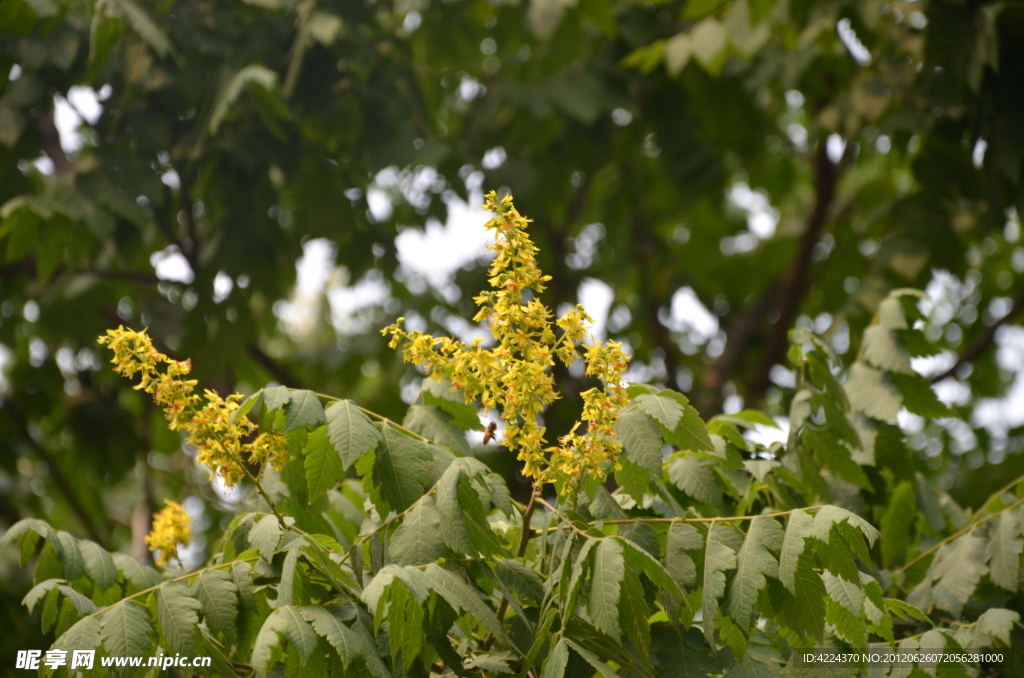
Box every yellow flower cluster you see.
[98,327,287,487]
[383,191,629,493]
[145,500,192,566]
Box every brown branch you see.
[931,285,1024,383]
[247,343,300,387]
[746,141,850,405]
[4,404,107,546]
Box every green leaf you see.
[665,522,702,590]
[284,390,327,432]
[713,410,779,430]
[616,407,664,474]
[726,516,784,626]
[541,637,570,678]
[325,399,381,469]
[588,538,625,639]
[191,569,239,644]
[826,597,865,646]
[722,655,787,678]
[403,404,471,456]
[702,523,741,646]
[821,572,863,615]
[928,531,988,616]
[744,460,780,483]
[54,531,86,581]
[635,394,683,430]
[386,579,424,670]
[229,388,263,425]
[155,582,202,655]
[420,378,482,430]
[668,456,721,506]
[232,561,256,610]
[101,600,154,663]
[298,605,365,668]
[23,579,64,614]
[665,400,715,452]
[304,426,345,504]
[778,509,814,594]
[883,598,930,623]
[563,638,619,678]
[862,325,914,374]
[881,482,918,568]
[261,385,291,413]
[617,535,682,597]
[494,559,545,603]
[892,373,955,418]
[79,540,118,592]
[802,426,871,490]
[374,423,432,514]
[252,606,318,676]
[422,564,520,653]
[813,506,880,547]
[209,64,279,134]
[767,558,826,644]
[390,495,446,566]
[973,607,1020,646]
[987,508,1024,591]
[616,455,651,502]
[51,615,102,669]
[57,585,98,615]
[249,515,282,562]
[845,363,902,421]
[111,553,163,590]
[620,564,651,657]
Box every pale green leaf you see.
[101,600,154,660]
[304,426,345,504]
[155,582,202,655]
[588,538,625,639]
[284,389,326,431]
[617,535,683,598]
[79,540,118,592]
[375,423,431,513]
[620,564,650,657]
[813,505,880,547]
[112,553,163,590]
[986,508,1023,591]
[23,579,64,614]
[209,65,279,134]
[541,638,569,678]
[702,523,741,646]
[249,515,282,562]
[403,404,471,456]
[57,584,98,615]
[821,572,863,615]
[299,605,365,668]
[744,460,780,483]
[111,0,174,57]
[494,559,545,603]
[325,399,381,469]
[928,531,988,616]
[635,394,683,430]
[261,385,291,412]
[974,607,1020,646]
[668,456,721,506]
[422,564,520,653]
[389,495,446,566]
[845,363,902,421]
[779,510,814,594]
[616,407,664,474]
[191,569,238,643]
[665,522,702,589]
[252,606,318,676]
[51,615,102,658]
[862,325,913,374]
[726,515,784,626]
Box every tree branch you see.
[931,284,1024,383]
[4,404,107,547]
[247,343,300,387]
[746,141,849,405]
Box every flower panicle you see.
[145,500,192,566]
[98,326,287,487]
[383,191,630,496]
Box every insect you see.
[482,421,498,445]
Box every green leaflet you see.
[389,495,446,566]
[564,638,620,678]
[191,568,239,643]
[616,407,664,475]
[284,389,327,431]
[861,325,914,374]
[422,564,520,653]
[420,378,482,431]
[701,523,741,647]
[821,572,864,615]
[985,508,1023,591]
[620,563,651,657]
[325,399,382,469]
[374,422,432,514]
[635,393,684,430]
[826,597,865,646]
[767,558,826,644]
[668,456,721,506]
[881,482,918,568]
[261,385,291,413]
[616,454,651,502]
[403,404,472,456]
[812,506,880,547]
[252,605,318,677]
[494,559,545,603]
[844,363,902,422]
[79,540,118,592]
[386,579,425,670]
[249,514,282,562]
[298,605,364,668]
[22,579,63,614]
[726,515,784,627]
[51,615,102,676]
[541,637,570,678]
[111,553,163,590]
[57,585,98,615]
[101,600,154,667]
[155,582,202,656]
[665,522,702,590]
[928,531,988,616]
[588,538,625,640]
[304,426,345,504]
[617,535,682,597]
